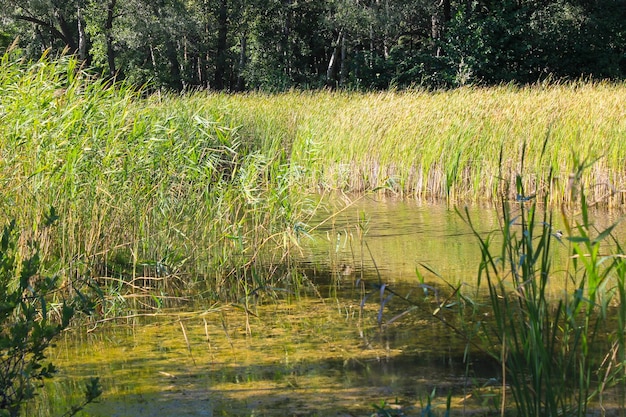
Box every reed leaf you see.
[461,152,626,416]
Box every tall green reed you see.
[213,86,626,205]
[0,51,312,308]
[459,146,626,416]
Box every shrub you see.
[0,214,101,417]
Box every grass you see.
[346,147,626,415]
[0,51,313,307]
[218,85,626,204]
[1,50,625,315]
[3,49,626,417]
[454,151,626,416]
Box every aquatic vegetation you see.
[0,51,313,306]
[353,150,626,415]
[3,50,626,415]
[213,84,626,205]
[457,150,626,416]
[371,398,414,416]
[2,50,624,308]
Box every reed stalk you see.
[459,147,626,416]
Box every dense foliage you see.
[0,53,311,306]
[1,0,624,91]
[0,216,101,417]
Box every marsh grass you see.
[3,50,625,318]
[0,51,313,309]
[457,149,626,416]
[219,85,626,205]
[355,148,626,415]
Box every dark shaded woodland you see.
[2,0,625,90]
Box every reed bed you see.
[456,162,626,416]
[1,51,625,309]
[4,52,626,415]
[0,52,311,305]
[218,85,626,205]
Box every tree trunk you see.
[443,0,451,22]
[326,31,343,88]
[15,15,75,51]
[199,0,211,89]
[149,2,183,90]
[54,9,78,52]
[149,39,157,71]
[281,0,293,79]
[431,12,441,56]
[382,0,390,59]
[214,0,228,90]
[105,0,118,79]
[236,33,247,91]
[431,0,451,57]
[77,7,88,62]
[339,33,347,86]
[369,24,374,69]
[164,39,182,90]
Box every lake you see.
[35,197,625,416]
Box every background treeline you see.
[1,0,625,91]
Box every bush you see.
[0,214,101,417]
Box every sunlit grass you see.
[453,157,626,416]
[2,51,625,309]
[0,52,312,303]
[218,85,626,204]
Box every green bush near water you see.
[0,215,101,417]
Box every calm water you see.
[37,198,625,417]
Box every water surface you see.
[37,199,625,416]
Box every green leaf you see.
[593,222,619,245]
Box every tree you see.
[0,0,624,89]
[0,0,84,58]
[83,0,119,79]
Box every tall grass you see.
[2,50,625,314]
[458,148,626,416]
[217,85,626,205]
[0,51,311,305]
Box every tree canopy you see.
[1,0,624,91]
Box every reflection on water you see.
[303,197,500,284]
[304,196,625,295]
[36,199,626,416]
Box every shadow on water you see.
[38,267,503,417]
[64,355,497,416]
